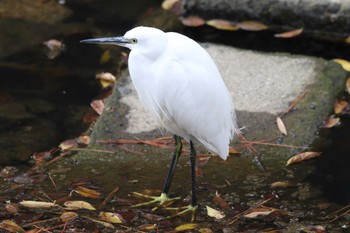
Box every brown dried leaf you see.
[19,200,58,209]
[99,212,124,224]
[236,21,268,31]
[144,213,166,222]
[0,220,25,233]
[78,135,91,146]
[59,138,78,151]
[300,225,326,233]
[5,203,19,214]
[276,116,287,136]
[175,223,199,231]
[91,99,105,115]
[60,211,78,222]
[286,151,321,165]
[274,28,303,38]
[346,77,350,93]
[43,39,64,50]
[90,100,105,115]
[244,207,274,218]
[229,147,240,155]
[199,228,214,233]
[162,0,180,10]
[323,116,340,128]
[213,191,229,209]
[64,200,96,210]
[83,111,99,124]
[334,99,348,114]
[74,186,102,199]
[206,19,239,31]
[181,16,206,27]
[271,181,297,188]
[206,206,225,219]
[96,72,116,88]
[139,224,158,230]
[345,37,350,44]
[87,217,114,229]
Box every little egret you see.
[81,26,238,219]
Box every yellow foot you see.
[131,192,181,211]
[167,205,198,222]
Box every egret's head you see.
[80,26,167,58]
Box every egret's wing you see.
[154,43,236,159]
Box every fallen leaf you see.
[229,147,240,154]
[87,217,114,229]
[19,200,58,209]
[300,225,326,233]
[181,16,206,27]
[74,186,102,199]
[59,138,78,151]
[334,99,348,114]
[317,203,330,210]
[286,151,321,165]
[43,39,65,59]
[346,77,350,93]
[199,228,214,233]
[0,220,25,233]
[333,58,350,71]
[162,0,183,14]
[143,213,166,222]
[206,206,225,219]
[5,203,19,214]
[96,72,116,88]
[60,212,78,222]
[206,19,239,31]
[100,50,111,64]
[323,116,340,128]
[271,181,297,188]
[139,224,158,230]
[91,99,105,115]
[99,212,124,224]
[345,36,350,44]
[64,200,96,210]
[83,111,99,124]
[276,116,287,136]
[213,191,229,209]
[43,39,64,50]
[236,21,268,31]
[244,208,274,218]
[162,0,181,10]
[274,28,303,38]
[175,223,198,231]
[78,135,91,146]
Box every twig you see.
[239,140,308,149]
[228,198,272,225]
[98,186,120,210]
[322,204,350,222]
[71,148,116,154]
[279,89,308,118]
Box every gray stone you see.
[87,44,345,162]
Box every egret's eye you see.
[130,38,138,44]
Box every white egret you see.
[81,26,238,220]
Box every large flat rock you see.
[89,44,345,163]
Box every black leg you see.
[162,135,182,194]
[189,140,197,206]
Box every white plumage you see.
[123,26,237,159]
